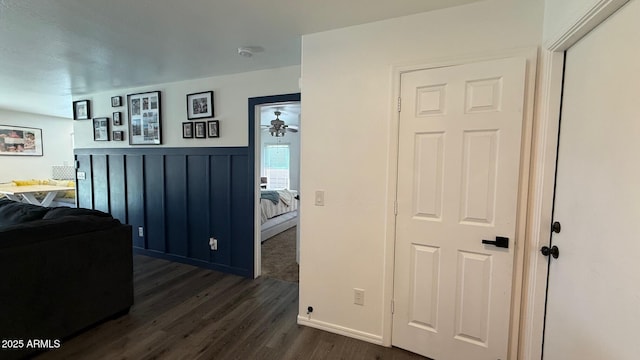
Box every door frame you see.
[518,1,629,359]
[249,93,301,278]
[383,48,538,359]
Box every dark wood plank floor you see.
[35,255,426,360]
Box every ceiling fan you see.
[261,110,298,136]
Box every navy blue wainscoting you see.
[74,147,254,277]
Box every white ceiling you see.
[0,0,483,118]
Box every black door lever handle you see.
[482,236,509,249]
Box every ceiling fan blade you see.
[287,128,299,133]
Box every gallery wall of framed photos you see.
[70,64,301,149]
[183,91,219,140]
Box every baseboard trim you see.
[133,248,250,278]
[297,316,384,346]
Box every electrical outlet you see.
[315,190,325,206]
[354,288,365,306]
[138,226,144,237]
[209,237,218,251]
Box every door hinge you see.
[397,97,401,112]
[394,201,398,215]
[391,300,395,314]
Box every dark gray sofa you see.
[0,199,133,359]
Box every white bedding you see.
[261,189,298,224]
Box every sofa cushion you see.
[0,215,122,249]
[43,207,111,220]
[0,199,50,227]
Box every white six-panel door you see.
[543,1,640,359]
[392,58,526,359]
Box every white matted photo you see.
[73,100,91,120]
[186,91,214,119]
[128,91,161,145]
[194,121,206,138]
[93,117,109,141]
[182,122,193,138]
[207,120,219,138]
[111,96,122,107]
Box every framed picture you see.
[182,122,194,138]
[207,120,220,138]
[73,100,91,120]
[0,125,43,156]
[111,96,122,107]
[194,121,206,138]
[113,112,122,126]
[128,90,161,145]
[93,118,110,141]
[186,91,214,120]
[112,130,124,141]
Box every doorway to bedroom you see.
[250,93,301,282]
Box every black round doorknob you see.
[541,245,559,259]
[552,221,561,233]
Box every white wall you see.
[0,109,74,183]
[73,66,300,148]
[299,0,543,343]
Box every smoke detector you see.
[237,47,253,57]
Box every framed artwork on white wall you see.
[73,100,91,120]
[186,91,214,120]
[93,118,109,141]
[207,120,219,138]
[111,96,122,107]
[0,125,43,156]
[127,90,161,145]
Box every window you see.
[263,144,290,189]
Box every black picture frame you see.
[186,91,214,120]
[93,117,109,141]
[182,122,193,138]
[73,100,91,120]
[194,121,206,138]
[127,90,162,145]
[112,130,124,141]
[207,120,220,138]
[111,96,122,107]
[113,112,122,126]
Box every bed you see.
[260,189,298,242]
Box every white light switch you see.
[315,190,325,206]
[354,288,365,305]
